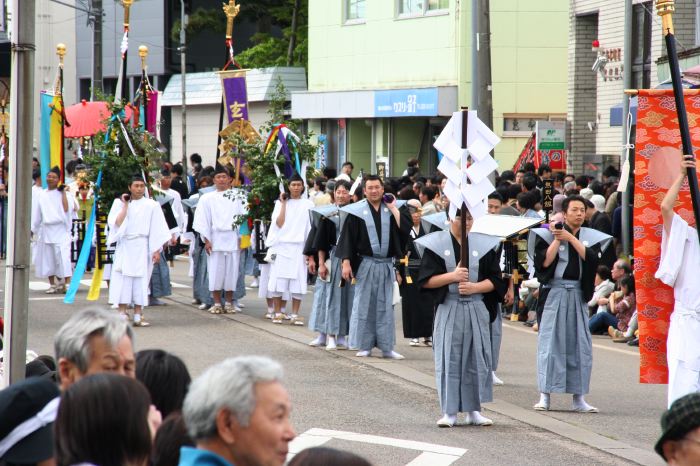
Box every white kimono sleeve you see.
[655,213,690,287]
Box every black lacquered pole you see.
[658,0,700,249]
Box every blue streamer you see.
[63,171,102,304]
[64,118,115,303]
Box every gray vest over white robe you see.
[527,227,612,395]
[416,230,501,414]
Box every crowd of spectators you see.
[0,308,374,466]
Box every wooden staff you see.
[139,45,150,135]
[216,0,241,160]
[657,0,700,246]
[460,108,469,268]
[56,43,67,183]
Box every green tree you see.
[83,98,161,207]
[172,0,308,70]
[223,78,316,223]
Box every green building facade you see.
[292,0,568,176]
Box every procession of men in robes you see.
[26,153,700,429]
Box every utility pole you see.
[621,0,633,256]
[180,0,187,171]
[286,0,301,66]
[3,0,35,387]
[91,0,103,99]
[472,0,493,131]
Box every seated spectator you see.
[153,412,195,466]
[0,377,60,465]
[136,349,192,419]
[612,259,632,288]
[606,276,637,341]
[655,393,700,464]
[180,356,295,466]
[589,275,635,335]
[587,265,615,317]
[54,308,135,390]
[288,447,373,466]
[55,373,154,466]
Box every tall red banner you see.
[635,89,700,384]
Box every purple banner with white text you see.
[220,70,249,123]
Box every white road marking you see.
[28,282,51,291]
[26,280,190,292]
[288,428,466,465]
[29,297,65,301]
[503,321,639,357]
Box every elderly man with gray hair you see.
[54,308,136,390]
[180,356,296,466]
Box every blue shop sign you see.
[374,88,439,117]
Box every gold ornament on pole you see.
[139,45,149,70]
[122,0,134,30]
[656,0,675,35]
[56,43,66,65]
[223,0,241,40]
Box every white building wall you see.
[169,102,270,168]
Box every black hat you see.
[49,166,61,177]
[289,173,304,183]
[129,174,146,185]
[214,164,232,177]
[0,377,60,463]
[160,168,171,177]
[655,393,700,460]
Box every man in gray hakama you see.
[337,175,411,359]
[313,179,354,350]
[527,194,612,413]
[306,204,336,347]
[417,213,505,427]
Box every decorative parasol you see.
[64,100,133,138]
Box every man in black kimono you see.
[528,194,612,413]
[337,175,412,359]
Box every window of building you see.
[346,0,366,22]
[632,2,652,90]
[398,0,448,17]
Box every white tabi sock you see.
[133,314,142,323]
[467,411,493,426]
[534,392,550,411]
[572,394,598,413]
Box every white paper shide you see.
[433,111,500,220]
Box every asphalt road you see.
[13,258,667,466]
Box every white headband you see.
[0,396,60,457]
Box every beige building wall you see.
[569,0,669,172]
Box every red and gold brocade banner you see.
[635,89,700,384]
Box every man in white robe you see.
[657,155,700,407]
[149,168,186,305]
[192,165,246,314]
[108,175,171,326]
[267,174,313,325]
[31,167,76,293]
